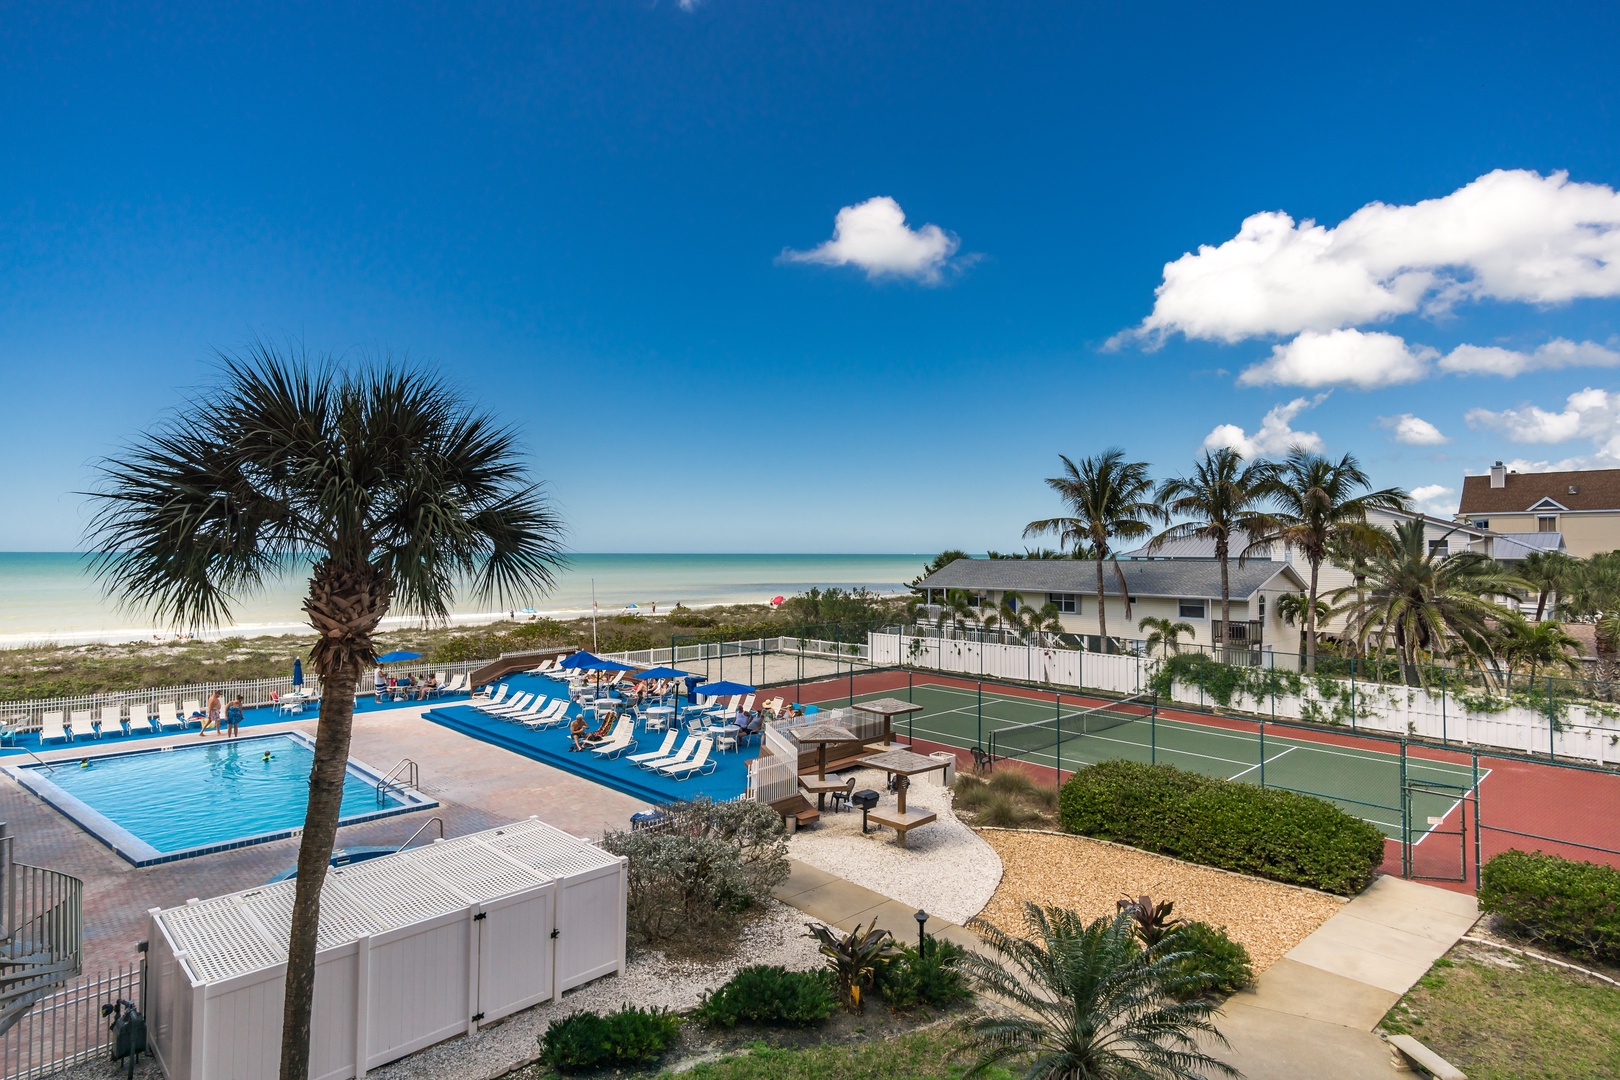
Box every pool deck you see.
[0,704,648,974]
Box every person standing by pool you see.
[200,690,223,735]
[225,695,245,738]
[374,665,388,702]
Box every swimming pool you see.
[5,732,437,865]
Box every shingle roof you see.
[1460,468,1620,513]
[915,558,1303,599]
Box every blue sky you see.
[3,1,1619,554]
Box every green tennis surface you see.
[853,681,1484,840]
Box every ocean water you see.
[0,552,927,646]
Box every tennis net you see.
[988,693,1155,765]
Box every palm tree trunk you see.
[1535,588,1548,622]
[279,659,359,1080]
[1305,559,1321,675]
[1094,559,1109,654]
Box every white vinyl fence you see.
[869,631,1145,697]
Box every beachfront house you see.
[1458,461,1620,559]
[913,557,1308,653]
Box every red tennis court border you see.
[778,666,1620,895]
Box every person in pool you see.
[200,690,223,735]
[225,695,245,738]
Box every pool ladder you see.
[376,758,420,805]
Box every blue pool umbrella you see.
[292,658,303,688]
[376,650,423,663]
[559,650,604,670]
[632,666,690,680]
[693,680,755,699]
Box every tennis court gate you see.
[1403,777,1477,884]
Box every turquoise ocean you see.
[0,552,928,647]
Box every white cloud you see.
[1238,328,1434,389]
[781,196,961,283]
[1118,169,1620,346]
[1381,413,1449,445]
[1410,484,1458,516]
[1439,337,1620,377]
[1202,395,1327,458]
[1466,387,1616,444]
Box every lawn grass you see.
[654,1031,1013,1080]
[1381,947,1620,1080]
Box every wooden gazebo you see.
[851,697,924,748]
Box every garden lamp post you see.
[914,909,929,954]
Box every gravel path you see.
[787,768,1002,925]
[976,829,1344,973]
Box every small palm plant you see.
[808,920,899,1012]
[1139,616,1194,658]
[956,904,1239,1080]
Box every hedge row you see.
[1479,849,1620,963]
[1057,760,1386,895]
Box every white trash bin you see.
[928,751,957,786]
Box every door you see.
[1403,779,1474,884]
[476,888,555,1025]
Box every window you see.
[1257,595,1266,620]
[1429,540,1449,557]
[1048,593,1077,614]
[1470,519,1489,530]
[1178,600,1207,619]
[1539,515,1558,532]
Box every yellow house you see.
[1458,463,1620,559]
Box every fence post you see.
[1258,720,1266,788]
[1440,666,1448,746]
[977,679,983,751]
[1548,676,1556,762]
[1150,704,1157,765]
[1350,660,1357,733]
[1471,747,1482,890]
[1055,690,1062,780]
[1399,738,1410,878]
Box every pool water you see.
[13,733,432,863]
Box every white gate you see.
[476,890,556,1026]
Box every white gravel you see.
[787,768,1002,926]
[365,899,823,1080]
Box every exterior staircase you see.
[0,824,82,1037]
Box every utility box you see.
[145,819,626,1080]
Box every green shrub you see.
[1168,921,1254,999]
[1057,760,1386,895]
[876,939,971,1009]
[977,792,1043,828]
[600,798,790,948]
[538,1005,681,1072]
[951,776,994,811]
[1479,849,1620,963]
[694,965,835,1027]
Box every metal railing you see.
[0,825,83,1042]
[377,759,420,805]
[0,963,138,1079]
[396,816,445,852]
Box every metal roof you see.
[1487,531,1566,559]
[914,558,1303,599]
[154,818,622,984]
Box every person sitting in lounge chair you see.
[416,674,436,700]
[583,711,617,745]
[568,714,590,751]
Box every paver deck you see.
[1,704,647,973]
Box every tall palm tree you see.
[956,904,1239,1080]
[1331,519,1527,685]
[1276,592,1333,657]
[86,348,563,1080]
[1496,616,1584,683]
[1520,549,1574,622]
[1150,448,1279,655]
[1325,527,1398,657]
[1025,450,1166,653]
[937,588,983,633]
[1555,553,1620,680]
[1262,448,1409,672]
[1139,615,1195,657]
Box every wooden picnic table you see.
[852,697,924,746]
[797,774,848,811]
[858,748,951,845]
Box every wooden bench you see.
[1387,1034,1466,1079]
[769,794,820,830]
[864,808,937,847]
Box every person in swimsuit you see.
[225,696,245,738]
[200,691,223,735]
[568,714,589,751]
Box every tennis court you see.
[844,678,1483,843]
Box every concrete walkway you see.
[772,861,1479,1080]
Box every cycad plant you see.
[86,347,563,1080]
[808,920,899,1012]
[957,904,1238,1080]
[1025,450,1166,652]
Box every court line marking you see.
[1228,745,1297,780]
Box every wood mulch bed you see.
[974,828,1345,973]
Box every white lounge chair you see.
[473,681,507,703]
[590,718,637,759]
[476,689,525,714]
[41,711,71,744]
[70,709,96,739]
[739,694,756,714]
[438,673,466,695]
[128,702,159,735]
[659,738,715,779]
[98,705,124,737]
[180,699,202,728]
[639,735,699,772]
[152,701,185,730]
[626,729,678,765]
[502,697,551,724]
[482,692,534,717]
[522,700,569,729]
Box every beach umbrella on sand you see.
[292,657,303,688]
[376,650,423,663]
[771,596,785,607]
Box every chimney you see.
[1490,461,1506,489]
